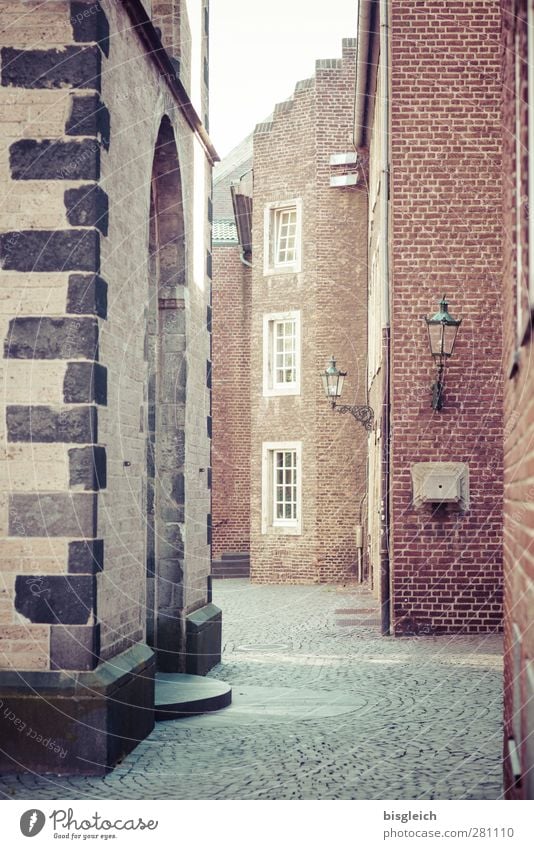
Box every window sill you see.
[262,524,301,536]
[263,266,301,277]
[263,387,300,398]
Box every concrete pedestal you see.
[0,644,155,776]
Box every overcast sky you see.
[209,0,359,158]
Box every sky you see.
[209,0,359,158]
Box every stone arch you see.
[146,115,187,672]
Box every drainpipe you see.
[238,247,252,268]
[353,0,372,147]
[379,0,391,636]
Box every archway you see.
[146,116,187,671]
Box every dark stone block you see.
[0,229,99,272]
[69,445,106,491]
[6,405,97,443]
[160,504,185,524]
[1,46,101,90]
[67,273,107,318]
[206,249,212,280]
[207,512,212,546]
[50,624,100,670]
[207,414,212,438]
[206,304,212,332]
[15,574,96,625]
[64,185,108,235]
[70,2,110,56]
[206,358,212,389]
[171,472,185,505]
[156,612,185,672]
[208,197,213,224]
[64,362,107,405]
[159,535,184,563]
[10,139,100,180]
[0,644,154,775]
[10,493,97,538]
[68,539,104,574]
[185,603,222,675]
[158,558,183,589]
[4,316,98,360]
[207,467,212,489]
[146,479,155,515]
[146,443,155,479]
[65,94,110,148]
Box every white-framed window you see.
[264,199,303,274]
[263,310,301,396]
[261,441,302,535]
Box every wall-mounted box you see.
[411,462,469,510]
[329,152,358,166]
[329,173,359,188]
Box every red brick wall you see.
[501,0,533,801]
[389,0,503,634]
[212,245,251,557]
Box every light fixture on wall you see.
[425,295,462,411]
[320,355,374,432]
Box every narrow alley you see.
[0,581,503,801]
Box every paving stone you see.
[0,581,503,800]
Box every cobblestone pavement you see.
[0,580,503,800]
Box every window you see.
[261,441,302,534]
[264,199,302,274]
[263,311,301,396]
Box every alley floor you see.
[0,581,503,800]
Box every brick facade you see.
[389,0,503,634]
[501,0,533,801]
[360,0,503,635]
[212,245,251,558]
[0,0,219,775]
[246,40,368,583]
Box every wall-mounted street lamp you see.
[425,295,462,411]
[321,355,374,432]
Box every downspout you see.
[379,0,392,636]
[353,0,372,148]
[239,248,252,269]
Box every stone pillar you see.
[0,0,154,775]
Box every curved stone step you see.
[155,672,232,721]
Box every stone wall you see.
[0,0,217,774]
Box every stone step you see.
[212,559,250,570]
[155,673,232,721]
[221,552,250,562]
[211,563,250,579]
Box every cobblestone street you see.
[0,581,503,800]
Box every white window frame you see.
[261,441,302,535]
[263,198,303,275]
[263,310,301,397]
